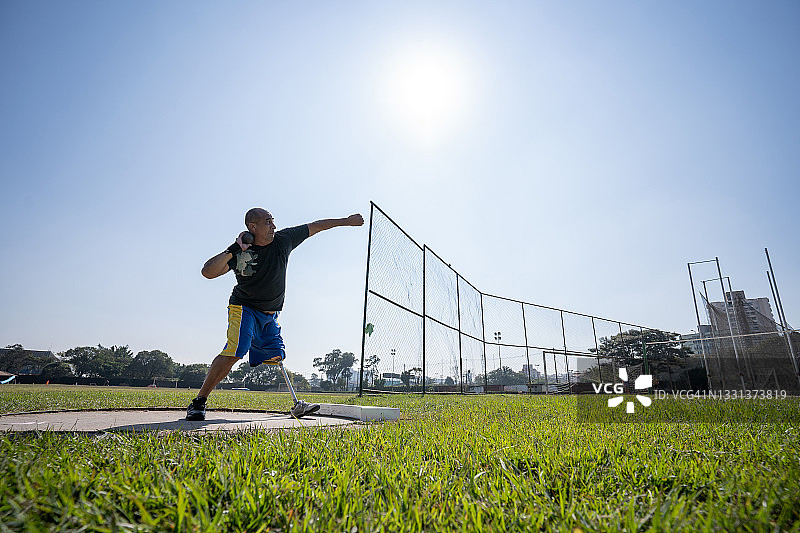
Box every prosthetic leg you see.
[267,358,320,418]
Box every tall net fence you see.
[697,292,800,393]
[360,203,674,394]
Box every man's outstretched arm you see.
[307,214,364,237]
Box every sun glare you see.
[381,42,472,148]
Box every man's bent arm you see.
[202,252,232,279]
[307,214,364,237]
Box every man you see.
[186,208,364,421]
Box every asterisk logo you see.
[608,368,653,413]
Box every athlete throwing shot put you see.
[186,208,364,421]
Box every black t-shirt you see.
[226,224,309,312]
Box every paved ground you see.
[0,409,356,433]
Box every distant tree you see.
[96,345,134,379]
[313,349,355,390]
[592,329,691,374]
[0,344,37,373]
[309,373,321,389]
[244,364,281,386]
[485,366,528,386]
[1,344,69,377]
[126,350,176,380]
[40,361,74,379]
[60,346,100,378]
[62,345,134,379]
[226,361,249,384]
[290,371,311,391]
[363,354,380,387]
[444,376,455,386]
[341,367,353,389]
[226,361,309,389]
[399,367,422,390]
[178,364,210,383]
[400,370,412,389]
[579,362,618,383]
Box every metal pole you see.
[543,348,549,394]
[640,327,648,377]
[716,257,746,390]
[494,332,502,376]
[617,322,625,386]
[767,271,782,329]
[422,246,427,395]
[766,249,797,357]
[766,248,800,385]
[766,248,792,332]
[688,260,716,389]
[702,280,726,390]
[456,275,464,395]
[498,344,502,377]
[592,317,602,383]
[522,303,532,393]
[766,271,797,383]
[279,362,299,405]
[358,204,375,397]
[725,276,755,388]
[480,293,488,392]
[768,271,797,364]
[561,311,571,389]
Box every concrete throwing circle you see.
[0,409,356,433]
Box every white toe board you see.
[317,403,400,422]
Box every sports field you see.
[1,386,798,531]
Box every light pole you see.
[391,348,396,389]
[494,331,502,380]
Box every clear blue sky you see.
[1,1,798,377]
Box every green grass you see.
[1,386,799,532]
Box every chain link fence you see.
[359,203,665,394]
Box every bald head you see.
[245,208,271,228]
[244,208,276,245]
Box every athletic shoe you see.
[186,397,206,421]
[291,400,320,418]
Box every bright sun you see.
[381,42,472,147]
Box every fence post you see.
[422,246,427,395]
[543,350,550,394]
[561,311,570,389]
[358,203,374,397]
[617,322,625,385]
[640,327,649,376]
[592,317,601,383]
[522,302,532,393]
[481,293,488,391]
[457,276,464,395]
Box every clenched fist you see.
[347,214,365,226]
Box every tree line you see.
[1,344,210,383]
[1,344,360,391]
